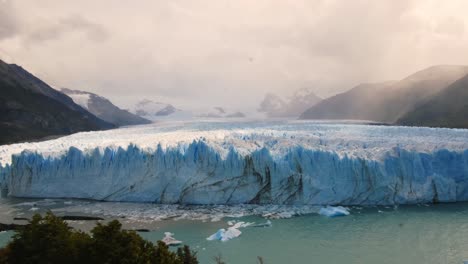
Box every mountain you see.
[259,88,321,118]
[132,99,181,121]
[0,59,114,145]
[300,65,468,122]
[197,107,246,118]
[61,88,151,126]
[397,73,468,128]
[258,93,287,117]
[285,88,322,117]
[299,82,396,121]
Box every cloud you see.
[0,1,107,43]
[0,0,19,40]
[1,0,468,111]
[24,14,109,43]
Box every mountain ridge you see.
[259,88,322,117]
[0,59,114,145]
[397,73,468,128]
[300,65,468,123]
[61,88,151,126]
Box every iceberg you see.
[251,220,272,227]
[207,222,249,241]
[161,232,182,246]
[0,120,467,206]
[319,206,350,217]
[207,228,241,242]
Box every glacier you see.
[0,120,468,205]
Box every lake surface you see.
[1,198,468,264]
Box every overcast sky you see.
[1,0,468,110]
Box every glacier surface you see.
[1,120,468,205]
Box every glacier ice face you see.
[0,120,468,205]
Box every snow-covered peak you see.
[61,88,99,110]
[289,88,322,107]
[258,93,287,114]
[196,107,246,118]
[67,93,91,109]
[258,88,321,118]
[132,99,180,120]
[61,88,151,126]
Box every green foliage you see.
[0,212,198,264]
[176,245,198,264]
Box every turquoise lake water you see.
[1,199,468,264]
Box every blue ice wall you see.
[1,141,468,205]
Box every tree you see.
[0,212,198,264]
[177,245,199,264]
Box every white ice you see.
[319,206,350,217]
[207,221,252,242]
[162,232,182,246]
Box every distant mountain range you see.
[259,88,322,118]
[131,100,247,120]
[131,99,180,121]
[1,57,467,146]
[196,107,246,118]
[300,65,468,128]
[61,88,151,126]
[0,59,114,145]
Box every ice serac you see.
[3,138,468,205]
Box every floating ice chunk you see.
[319,206,350,217]
[162,232,182,246]
[210,216,223,222]
[251,220,272,227]
[222,227,241,241]
[16,202,37,207]
[232,221,254,228]
[207,228,242,242]
[207,221,253,241]
[207,229,227,241]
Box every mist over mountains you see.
[1,58,468,145]
[397,73,468,128]
[131,99,180,121]
[61,88,151,126]
[259,88,322,118]
[300,65,468,127]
